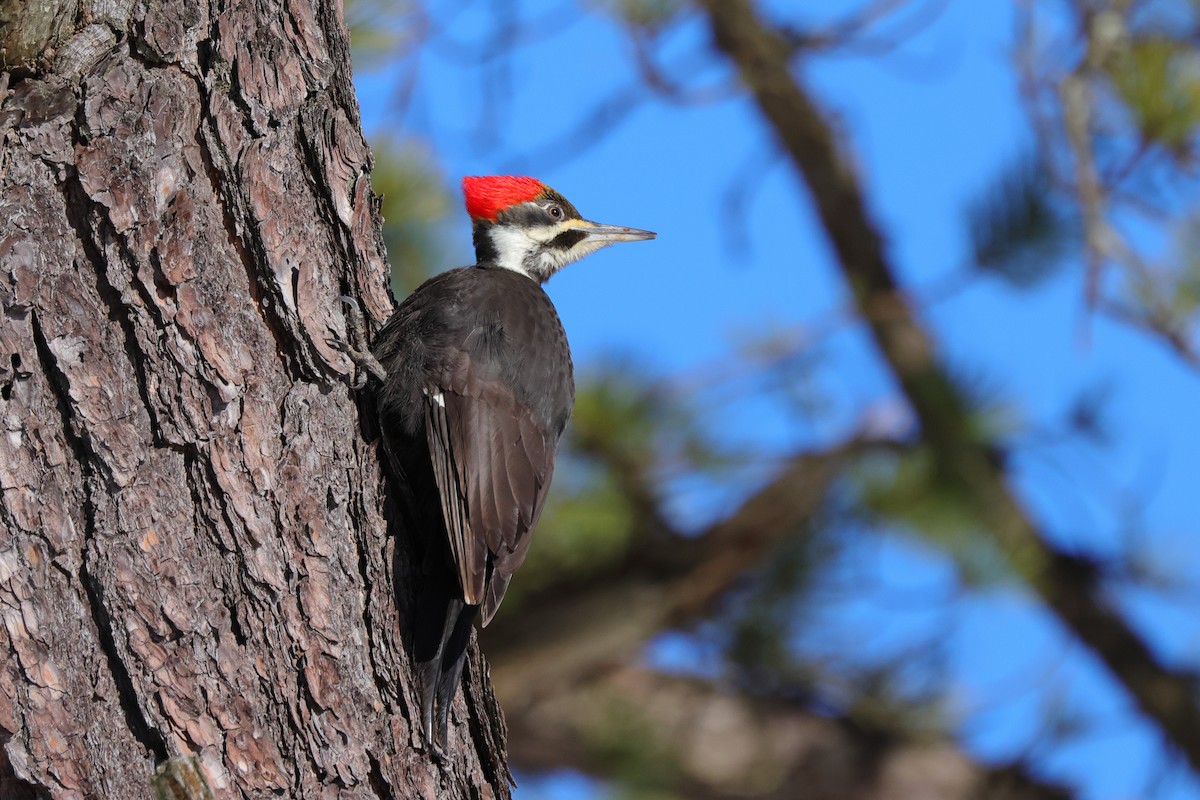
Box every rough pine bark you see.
[0,1,511,797]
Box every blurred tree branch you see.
[484,437,874,701]
[485,433,1073,799]
[1018,1,1200,370]
[695,0,1200,776]
[347,2,1200,795]
[505,664,1072,800]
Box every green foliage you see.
[1117,211,1200,340]
[503,364,679,603]
[1172,255,1200,319]
[502,464,636,606]
[725,528,824,683]
[366,137,459,296]
[854,446,1013,587]
[571,358,730,477]
[967,154,1071,288]
[1107,36,1200,154]
[842,664,948,739]
[345,0,412,71]
[571,363,669,458]
[586,697,680,797]
[506,360,732,604]
[1167,212,1200,319]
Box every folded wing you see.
[423,378,555,626]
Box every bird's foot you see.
[427,738,449,766]
[335,296,387,388]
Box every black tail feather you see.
[383,430,480,753]
[434,601,475,746]
[413,565,477,750]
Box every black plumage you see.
[371,265,574,748]
[353,175,652,754]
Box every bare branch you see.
[781,0,953,58]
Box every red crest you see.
[462,175,546,221]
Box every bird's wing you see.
[423,378,555,625]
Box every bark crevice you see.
[58,168,167,447]
[0,733,41,800]
[193,105,300,382]
[78,557,170,766]
[29,311,166,767]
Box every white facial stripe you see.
[485,211,614,282]
[488,226,541,277]
[525,225,559,243]
[535,238,607,275]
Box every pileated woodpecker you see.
[347,176,654,753]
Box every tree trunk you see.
[0,2,511,797]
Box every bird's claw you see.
[428,739,449,766]
[337,295,388,387]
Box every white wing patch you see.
[423,387,446,408]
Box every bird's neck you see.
[473,221,553,283]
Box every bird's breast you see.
[375,266,576,437]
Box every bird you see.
[342,175,655,754]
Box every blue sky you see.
[353,2,1200,797]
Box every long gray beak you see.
[579,221,657,243]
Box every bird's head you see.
[462,175,656,283]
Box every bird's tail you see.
[413,570,476,751]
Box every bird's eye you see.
[548,205,563,220]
